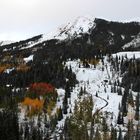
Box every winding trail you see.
[93,95,109,117]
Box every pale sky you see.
[0,0,140,41]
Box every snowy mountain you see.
[42,16,96,41]
[0,16,96,51]
[1,16,140,52]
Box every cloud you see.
[0,0,140,40]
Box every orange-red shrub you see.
[23,82,57,116]
[29,82,55,95]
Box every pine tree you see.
[135,124,140,140]
[19,125,24,140]
[125,120,134,140]
[111,85,114,93]
[128,90,134,107]
[118,128,123,140]
[96,92,98,97]
[63,92,68,114]
[79,87,84,96]
[24,123,29,140]
[117,111,124,125]
[54,135,57,140]
[122,89,128,116]
[65,82,71,98]
[59,133,64,140]
[113,85,116,93]
[58,107,63,121]
[102,117,108,132]
[32,128,37,140]
[37,115,41,128]
[135,92,139,120]
[94,128,101,140]
[118,87,122,95]
[110,127,117,140]
[90,119,94,140]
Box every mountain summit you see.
[42,16,96,41]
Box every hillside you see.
[0,16,140,140]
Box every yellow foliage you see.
[0,66,6,73]
[0,64,11,73]
[47,101,56,116]
[88,58,100,65]
[80,58,100,66]
[22,97,44,116]
[16,64,30,72]
[47,106,52,116]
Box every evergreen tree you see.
[59,133,64,140]
[65,82,71,98]
[57,107,63,121]
[118,87,122,95]
[128,90,134,107]
[125,120,134,140]
[24,123,29,140]
[32,128,37,140]
[63,93,68,114]
[135,92,140,120]
[118,128,123,140]
[110,127,117,140]
[122,89,128,116]
[94,128,101,140]
[95,92,98,97]
[117,111,124,125]
[102,117,108,132]
[79,87,84,96]
[135,124,140,140]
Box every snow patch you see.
[123,34,140,49]
[24,55,34,63]
[112,51,140,59]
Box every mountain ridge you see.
[1,16,140,48]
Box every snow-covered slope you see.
[53,58,123,131]
[113,51,140,59]
[0,40,14,46]
[42,16,96,41]
[54,51,140,133]
[1,16,96,51]
[123,34,140,49]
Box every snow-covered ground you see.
[55,51,140,132]
[123,34,140,49]
[54,57,123,131]
[24,55,34,63]
[113,51,140,59]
